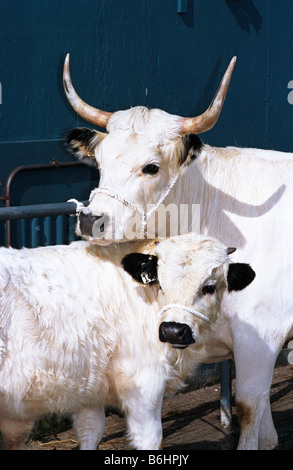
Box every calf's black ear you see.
[227,263,256,292]
[122,253,158,285]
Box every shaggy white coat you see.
[0,234,232,450]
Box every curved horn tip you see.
[63,53,70,73]
[179,56,237,135]
[228,56,237,71]
[62,53,112,128]
[65,53,70,65]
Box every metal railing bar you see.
[1,160,88,246]
[0,200,88,221]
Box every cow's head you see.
[122,234,255,349]
[64,54,236,245]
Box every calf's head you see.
[64,54,236,244]
[122,234,255,349]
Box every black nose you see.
[79,211,104,236]
[159,322,195,349]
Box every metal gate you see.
[0,160,91,248]
[0,199,85,248]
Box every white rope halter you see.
[86,174,179,237]
[158,303,211,323]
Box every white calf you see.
[0,234,254,449]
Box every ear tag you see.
[140,271,157,284]
[86,149,95,157]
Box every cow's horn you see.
[179,56,236,135]
[63,53,112,128]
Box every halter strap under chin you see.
[158,303,211,323]
[87,174,179,237]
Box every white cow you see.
[64,53,293,449]
[0,235,254,450]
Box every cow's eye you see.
[142,163,160,175]
[202,284,216,295]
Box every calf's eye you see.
[202,284,216,295]
[142,164,160,175]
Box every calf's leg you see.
[124,397,163,450]
[0,418,34,450]
[73,407,105,450]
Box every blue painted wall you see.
[0,0,293,210]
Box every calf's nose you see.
[159,321,195,349]
[79,211,104,236]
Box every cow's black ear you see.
[65,127,107,166]
[122,253,158,285]
[175,134,203,166]
[227,263,256,292]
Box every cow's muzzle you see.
[159,321,195,349]
[79,211,107,237]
